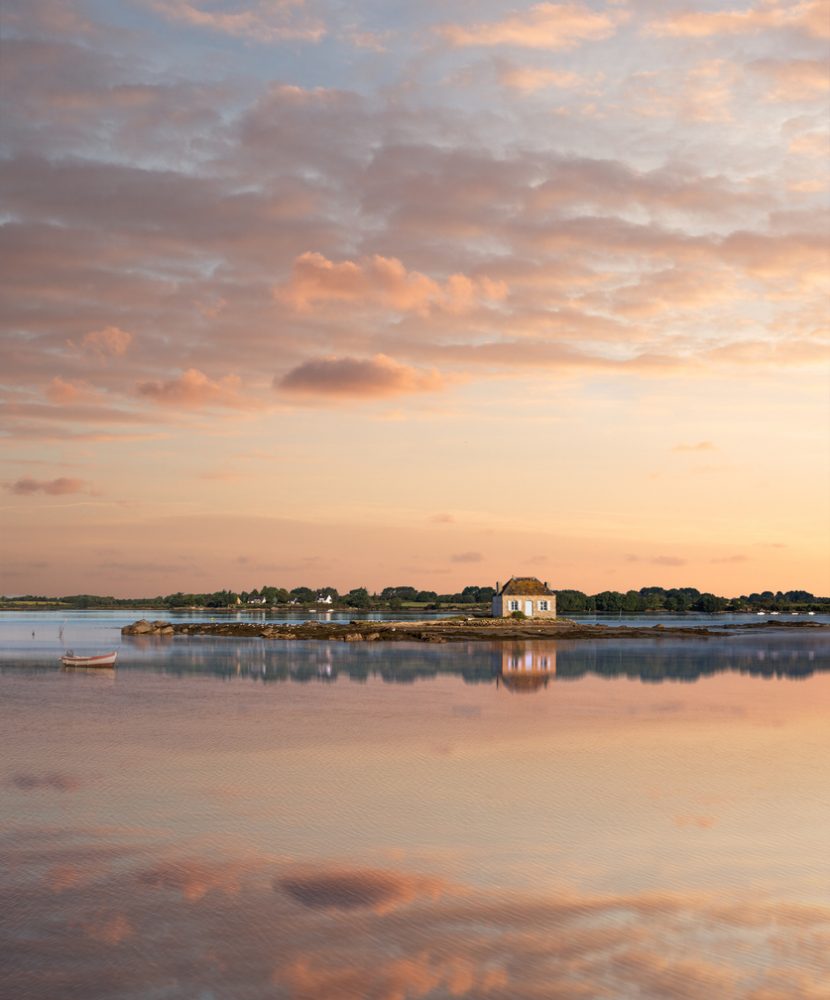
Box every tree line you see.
[2,585,827,612]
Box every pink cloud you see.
[450,551,483,563]
[137,369,252,409]
[279,355,446,399]
[438,3,621,50]
[5,477,90,496]
[79,325,133,357]
[278,867,444,914]
[275,251,506,314]
[10,771,82,791]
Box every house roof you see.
[499,673,550,692]
[499,576,553,596]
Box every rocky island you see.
[121,617,828,644]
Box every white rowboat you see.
[61,651,118,668]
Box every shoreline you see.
[121,617,830,644]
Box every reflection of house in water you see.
[497,645,557,692]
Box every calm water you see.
[2,616,829,999]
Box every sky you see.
[1,0,829,598]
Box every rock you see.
[343,632,364,642]
[122,619,153,634]
[122,619,173,635]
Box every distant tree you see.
[785,590,814,603]
[345,587,370,609]
[555,590,593,613]
[205,590,237,607]
[594,590,625,613]
[694,593,726,613]
[381,586,418,601]
[318,586,340,600]
[416,590,438,603]
[623,590,642,612]
[664,589,690,613]
[290,587,315,603]
[639,587,667,610]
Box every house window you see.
[508,600,519,611]
[538,600,549,611]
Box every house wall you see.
[491,593,557,618]
[501,648,557,674]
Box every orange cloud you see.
[673,442,716,452]
[625,61,737,123]
[752,59,830,102]
[278,355,446,399]
[648,0,830,39]
[81,913,134,944]
[137,368,251,409]
[150,0,325,43]
[497,65,593,93]
[430,513,455,523]
[45,377,106,405]
[438,3,621,50]
[788,129,830,157]
[275,251,506,314]
[5,477,90,496]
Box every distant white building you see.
[492,577,556,619]
[316,594,333,604]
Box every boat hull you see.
[61,652,118,668]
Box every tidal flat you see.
[1,618,829,999]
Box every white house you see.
[491,577,557,618]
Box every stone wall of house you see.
[491,593,557,618]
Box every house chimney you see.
[496,581,500,593]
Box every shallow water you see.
[2,622,829,999]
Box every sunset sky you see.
[1,0,828,597]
